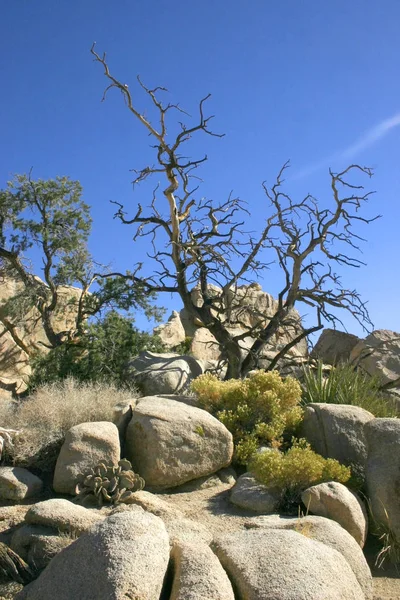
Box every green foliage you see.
[302,360,398,418]
[191,370,303,464]
[174,336,193,355]
[75,459,145,507]
[28,311,165,389]
[250,439,351,512]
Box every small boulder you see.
[0,467,42,501]
[365,418,400,542]
[128,350,205,395]
[229,472,280,513]
[301,403,374,469]
[125,396,233,489]
[53,421,120,495]
[15,509,170,600]
[244,514,372,599]
[212,528,365,599]
[10,524,73,570]
[302,481,368,547]
[170,540,235,600]
[25,499,104,535]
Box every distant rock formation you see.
[154,283,308,368]
[0,276,83,398]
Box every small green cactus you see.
[75,459,145,507]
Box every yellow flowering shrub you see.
[249,439,351,494]
[191,370,303,464]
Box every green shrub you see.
[28,311,165,390]
[301,360,398,418]
[191,370,303,464]
[249,438,351,512]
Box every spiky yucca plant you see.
[75,459,145,507]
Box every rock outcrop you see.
[0,467,42,501]
[350,329,400,387]
[0,276,84,398]
[154,283,308,367]
[311,329,360,364]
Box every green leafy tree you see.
[28,311,165,389]
[0,174,162,357]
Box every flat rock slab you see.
[15,508,170,600]
[212,528,366,599]
[0,467,42,501]
[125,396,233,489]
[25,499,105,535]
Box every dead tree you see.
[91,44,380,379]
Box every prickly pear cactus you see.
[75,459,145,507]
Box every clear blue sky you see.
[1,0,399,336]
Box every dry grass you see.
[0,378,137,475]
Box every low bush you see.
[301,360,398,418]
[191,370,303,464]
[249,438,351,512]
[1,378,136,477]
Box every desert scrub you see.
[1,378,137,476]
[191,370,303,464]
[302,360,398,417]
[249,438,351,512]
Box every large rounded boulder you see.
[125,396,233,489]
[15,508,170,600]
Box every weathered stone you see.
[125,396,233,489]
[302,481,368,547]
[0,467,42,501]
[350,329,400,386]
[212,528,365,599]
[311,329,360,364]
[0,276,84,398]
[10,524,73,570]
[25,499,104,535]
[154,310,186,348]
[53,421,120,495]
[301,403,374,468]
[170,541,235,600]
[229,473,280,513]
[128,351,206,395]
[15,509,170,600]
[244,514,372,599]
[365,418,400,542]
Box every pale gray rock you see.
[213,528,365,599]
[301,403,374,468]
[0,467,42,501]
[25,499,104,535]
[244,514,372,599]
[229,472,280,513]
[125,396,233,489]
[302,481,368,547]
[365,418,400,542]
[350,329,400,386]
[154,310,186,348]
[311,329,360,364]
[53,421,120,495]
[128,350,206,395]
[11,524,73,570]
[15,509,170,600]
[170,540,235,600]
